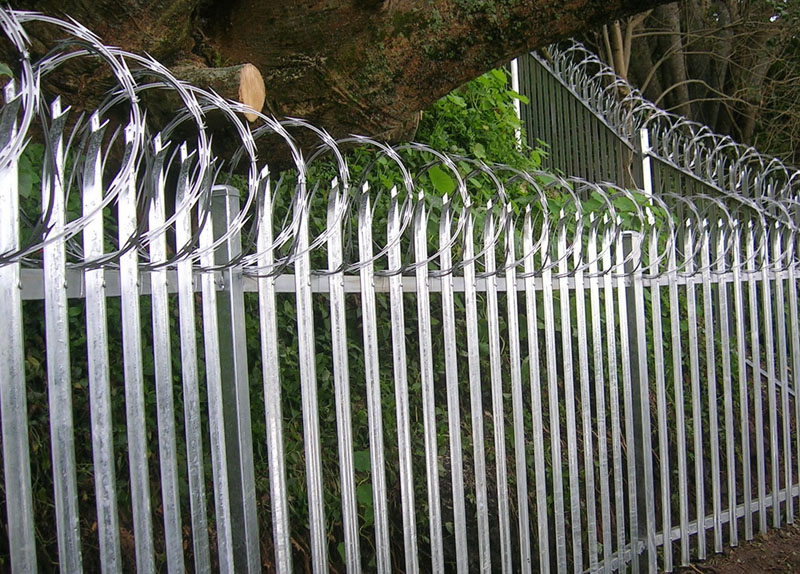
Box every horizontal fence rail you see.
[2,9,800,574]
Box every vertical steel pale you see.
[484,204,513,574]
[588,219,612,574]
[524,209,551,574]
[175,147,212,573]
[148,136,184,574]
[715,221,738,547]
[557,216,584,573]
[414,195,445,573]
[387,186,419,574]
[357,186,391,574]
[505,205,533,574]
[256,169,293,574]
[83,113,123,574]
[118,124,156,573]
[42,98,83,573]
[439,195,469,574]
[464,205,492,573]
[0,84,38,574]
[700,222,723,553]
[327,180,361,574]
[294,177,328,574]
[685,220,707,559]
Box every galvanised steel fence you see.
[2,9,800,574]
[519,43,800,199]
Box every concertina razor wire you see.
[0,8,799,278]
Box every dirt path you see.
[675,523,800,573]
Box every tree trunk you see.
[6,0,674,142]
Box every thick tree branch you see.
[5,0,675,142]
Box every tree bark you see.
[5,0,675,142]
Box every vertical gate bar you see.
[439,196,468,574]
[148,136,184,573]
[588,219,612,574]
[570,83,581,177]
[357,187,391,574]
[484,204,513,574]
[589,109,602,183]
[746,222,768,534]
[198,186,235,574]
[256,170,292,574]
[542,215,568,572]
[174,147,211,573]
[543,72,556,170]
[536,59,546,158]
[773,224,793,523]
[558,216,584,572]
[574,218,598,572]
[548,76,563,172]
[715,221,738,546]
[532,61,544,164]
[213,186,260,573]
[564,83,576,176]
[327,180,361,574]
[523,209,550,574]
[788,234,800,526]
[732,223,753,541]
[387,186,420,574]
[505,205,532,574]
[601,224,626,566]
[414,195,445,572]
[83,113,123,573]
[684,220,707,559]
[42,98,83,573]
[649,224,672,572]
[118,124,156,573]
[761,224,780,528]
[669,221,690,565]
[631,231,657,573]
[701,222,723,553]
[616,231,640,573]
[293,179,327,573]
[463,205,492,572]
[0,85,38,573]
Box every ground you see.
[675,523,800,573]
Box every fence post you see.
[211,184,261,574]
[631,127,658,572]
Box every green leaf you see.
[353,450,371,473]
[614,196,637,213]
[471,142,487,159]
[508,90,529,104]
[428,165,456,195]
[19,169,32,199]
[0,62,12,78]
[356,483,373,508]
[447,94,467,108]
[491,69,507,83]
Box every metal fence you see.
[3,9,800,574]
[519,43,800,199]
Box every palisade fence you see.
[2,8,800,574]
